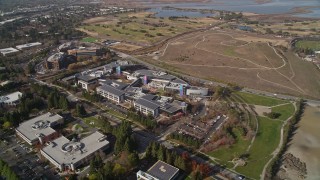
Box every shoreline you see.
[148,6,320,20]
[282,105,320,179]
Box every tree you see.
[157,145,165,161]
[128,152,139,167]
[88,173,98,180]
[112,163,125,176]
[89,159,96,174]
[192,170,203,180]
[2,121,12,129]
[123,138,131,153]
[145,144,152,159]
[165,149,173,164]
[59,96,69,110]
[103,161,114,178]
[76,104,86,117]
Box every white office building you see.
[40,131,109,171]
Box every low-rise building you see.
[40,131,109,171]
[45,52,77,70]
[0,91,22,106]
[96,84,126,103]
[77,75,98,91]
[15,113,64,146]
[137,160,179,180]
[186,86,208,96]
[16,42,42,50]
[134,95,160,117]
[0,47,19,56]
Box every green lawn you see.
[81,37,98,43]
[235,92,288,106]
[83,116,101,128]
[296,40,320,51]
[271,103,295,121]
[235,116,282,179]
[208,128,251,168]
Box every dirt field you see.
[139,29,320,98]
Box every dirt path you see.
[265,43,305,94]
[160,30,286,70]
[157,30,306,95]
[260,102,297,180]
[257,73,302,93]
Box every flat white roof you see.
[0,91,22,104]
[16,42,42,50]
[41,131,109,166]
[16,112,63,142]
[0,47,19,55]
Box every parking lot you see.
[0,134,58,180]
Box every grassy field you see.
[79,11,217,45]
[253,20,320,36]
[295,40,320,51]
[81,37,98,43]
[271,103,295,121]
[83,116,102,128]
[207,128,251,168]
[206,91,296,179]
[236,116,282,179]
[206,116,282,179]
[235,92,288,106]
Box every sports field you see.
[140,29,320,98]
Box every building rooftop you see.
[135,69,188,85]
[16,42,42,50]
[41,131,109,166]
[147,160,179,180]
[47,52,64,62]
[135,98,160,110]
[77,75,97,82]
[0,47,19,56]
[97,84,126,96]
[99,79,128,90]
[16,113,63,142]
[0,91,22,104]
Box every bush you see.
[263,112,281,119]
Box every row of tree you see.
[169,133,202,148]
[145,142,212,179]
[82,91,101,102]
[267,100,305,179]
[48,91,69,110]
[88,153,138,180]
[0,92,46,128]
[112,121,136,154]
[88,120,140,180]
[127,110,157,129]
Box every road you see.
[117,51,320,106]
